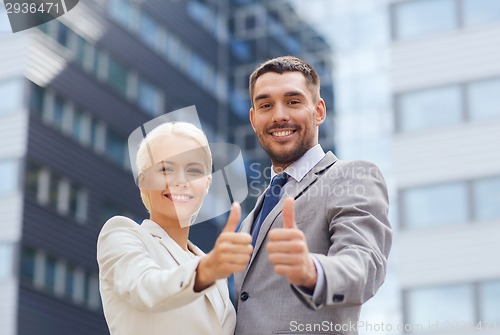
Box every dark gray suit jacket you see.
[234,152,392,335]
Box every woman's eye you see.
[159,167,174,173]
[187,168,203,175]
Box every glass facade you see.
[397,77,500,132]
[0,78,23,115]
[406,284,475,326]
[393,0,500,40]
[463,0,500,27]
[402,182,468,229]
[393,0,456,39]
[0,159,17,196]
[397,85,462,132]
[473,176,500,221]
[479,280,500,323]
[468,78,500,122]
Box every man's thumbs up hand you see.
[267,197,317,289]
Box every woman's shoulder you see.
[99,215,142,235]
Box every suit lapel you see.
[246,152,338,269]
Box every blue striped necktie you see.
[251,173,289,246]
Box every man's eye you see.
[259,103,271,109]
[288,100,300,105]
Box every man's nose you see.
[272,103,289,123]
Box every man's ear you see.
[249,107,256,132]
[315,98,326,126]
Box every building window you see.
[44,255,58,294]
[468,77,500,122]
[105,129,127,167]
[405,284,475,327]
[25,161,42,199]
[463,0,500,27]
[19,247,100,311]
[401,182,468,229]
[0,159,18,197]
[396,85,462,132]
[20,247,36,283]
[107,58,129,96]
[138,78,162,116]
[0,244,13,281]
[479,280,500,323]
[30,83,45,117]
[68,184,87,223]
[25,162,88,222]
[107,0,136,30]
[51,95,66,131]
[0,78,23,115]
[139,11,159,49]
[392,0,457,39]
[473,176,500,221]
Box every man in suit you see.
[234,56,392,335]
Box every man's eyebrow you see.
[254,93,270,102]
[284,90,305,98]
[254,91,305,102]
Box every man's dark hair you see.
[249,56,321,105]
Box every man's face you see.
[250,71,326,170]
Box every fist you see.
[266,197,317,289]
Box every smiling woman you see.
[96,121,253,335]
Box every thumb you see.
[222,202,241,233]
[282,197,297,229]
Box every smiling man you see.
[233,56,393,335]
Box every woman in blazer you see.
[97,122,252,335]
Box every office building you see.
[1,0,335,333]
[307,0,500,333]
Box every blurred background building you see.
[296,0,500,334]
[1,0,500,334]
[0,0,333,334]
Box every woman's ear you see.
[205,174,212,194]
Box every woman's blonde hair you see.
[136,122,212,212]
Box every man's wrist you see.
[301,256,318,289]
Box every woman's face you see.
[140,135,211,226]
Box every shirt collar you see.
[270,144,325,183]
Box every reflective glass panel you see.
[406,284,475,326]
[402,182,468,228]
[479,281,500,323]
[468,78,500,122]
[0,79,23,114]
[0,160,17,196]
[138,79,161,115]
[105,130,126,166]
[107,58,128,96]
[463,0,500,26]
[0,244,13,280]
[20,247,35,283]
[473,176,500,221]
[139,12,158,48]
[394,0,457,39]
[398,85,462,132]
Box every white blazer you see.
[97,216,236,335]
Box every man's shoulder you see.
[323,155,383,180]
